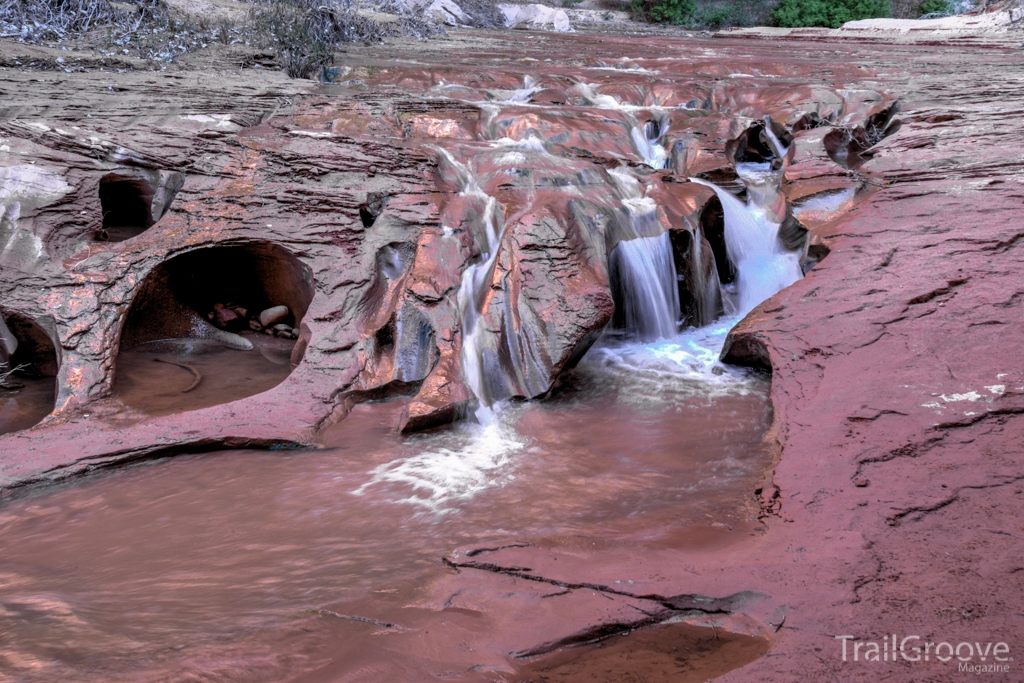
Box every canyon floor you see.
[1,16,1023,683]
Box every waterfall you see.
[0,316,17,365]
[456,198,504,425]
[606,170,680,340]
[689,232,723,328]
[762,116,790,160]
[502,75,542,104]
[436,148,507,425]
[631,120,668,169]
[611,232,680,341]
[692,175,802,317]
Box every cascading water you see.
[606,168,680,341]
[436,148,507,425]
[573,84,670,170]
[688,231,724,328]
[692,168,803,317]
[364,127,802,513]
[762,118,790,161]
[610,229,680,341]
[573,82,626,110]
[355,147,529,514]
[497,75,543,104]
[630,119,669,170]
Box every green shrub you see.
[694,3,748,26]
[772,0,891,27]
[916,0,950,15]
[630,0,697,24]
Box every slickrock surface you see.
[2,23,1023,682]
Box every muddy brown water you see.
[112,334,296,417]
[513,620,772,683]
[0,327,774,681]
[0,375,56,435]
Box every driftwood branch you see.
[0,362,28,390]
[153,357,202,392]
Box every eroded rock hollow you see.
[3,20,1019,683]
[0,38,895,456]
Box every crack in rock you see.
[888,475,1024,526]
[444,550,767,615]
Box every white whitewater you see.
[607,170,680,341]
[436,148,506,426]
[692,169,802,317]
[762,119,790,160]
[353,317,761,516]
[352,409,525,515]
[630,120,669,169]
[352,145,532,515]
[572,82,626,110]
[612,231,680,341]
[499,75,543,104]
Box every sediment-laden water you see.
[112,335,297,418]
[0,375,55,436]
[0,324,771,682]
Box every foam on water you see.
[352,406,526,515]
[353,319,762,514]
[580,317,763,408]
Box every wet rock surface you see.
[1,22,1023,683]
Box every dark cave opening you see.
[98,174,155,242]
[700,195,733,286]
[96,170,184,242]
[0,312,59,435]
[114,242,316,416]
[120,242,315,349]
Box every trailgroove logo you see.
[835,635,1013,673]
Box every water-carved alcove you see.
[727,119,793,167]
[700,195,732,286]
[668,225,723,329]
[96,169,184,242]
[0,312,59,434]
[114,242,315,417]
[824,102,900,169]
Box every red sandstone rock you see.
[1,24,1022,683]
[213,306,240,329]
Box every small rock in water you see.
[249,320,263,332]
[711,366,725,376]
[262,327,275,335]
[231,306,248,318]
[259,305,290,327]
